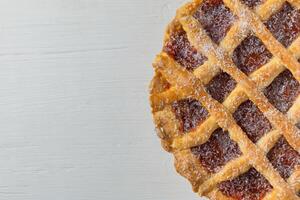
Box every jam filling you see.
[172,98,209,133]
[264,69,300,113]
[163,30,207,71]
[219,168,273,200]
[233,100,272,143]
[206,72,237,103]
[193,0,235,44]
[191,128,241,173]
[232,35,273,75]
[265,2,300,47]
[240,0,264,8]
[267,136,300,179]
[296,122,300,130]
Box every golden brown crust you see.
[149,0,300,199]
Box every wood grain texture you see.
[0,0,205,199]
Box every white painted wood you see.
[0,0,206,199]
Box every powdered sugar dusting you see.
[150,0,300,198]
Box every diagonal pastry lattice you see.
[149,0,300,199]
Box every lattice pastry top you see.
[149,0,300,199]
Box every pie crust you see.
[149,0,300,199]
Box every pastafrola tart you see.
[149,0,300,199]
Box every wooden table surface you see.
[0,0,206,199]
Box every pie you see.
[149,0,300,199]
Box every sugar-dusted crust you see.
[149,0,300,199]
